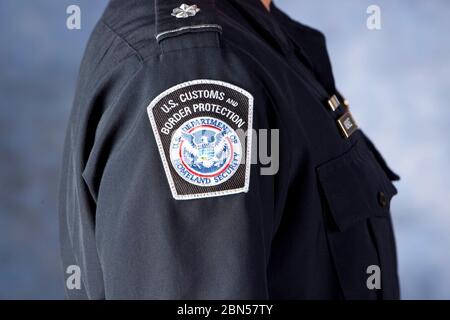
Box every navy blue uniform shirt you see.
[59,0,400,299]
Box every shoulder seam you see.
[100,20,144,63]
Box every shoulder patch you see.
[147,80,253,200]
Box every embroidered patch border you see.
[147,79,253,200]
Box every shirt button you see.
[378,191,388,208]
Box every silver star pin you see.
[171,4,200,19]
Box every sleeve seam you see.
[100,20,144,63]
[81,60,144,203]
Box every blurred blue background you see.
[0,0,449,299]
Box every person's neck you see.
[260,0,272,11]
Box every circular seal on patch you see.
[169,116,242,187]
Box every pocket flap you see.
[317,142,398,232]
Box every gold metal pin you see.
[328,95,341,111]
[337,111,358,138]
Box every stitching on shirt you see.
[100,20,144,62]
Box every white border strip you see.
[156,24,222,41]
[147,79,254,200]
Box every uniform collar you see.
[230,0,293,54]
[234,0,273,13]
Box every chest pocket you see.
[317,141,400,300]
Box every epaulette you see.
[155,0,222,43]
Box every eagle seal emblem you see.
[170,116,242,187]
[147,80,253,200]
